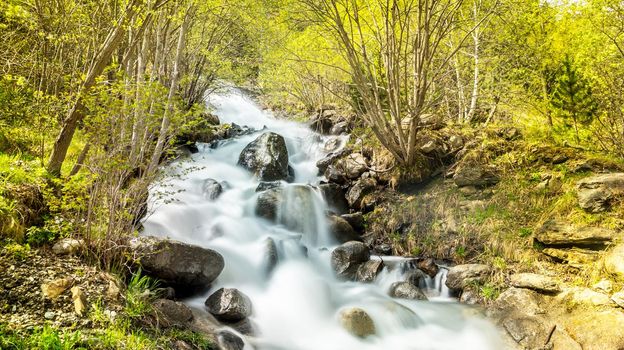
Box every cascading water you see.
[142,88,504,350]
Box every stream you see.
[142,88,504,350]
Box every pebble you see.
[44,311,55,320]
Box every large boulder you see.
[445,264,491,290]
[129,236,224,292]
[453,164,499,188]
[389,282,428,300]
[238,132,291,181]
[205,288,252,322]
[509,273,560,294]
[346,178,377,210]
[339,308,376,338]
[328,215,360,243]
[331,241,370,279]
[534,219,616,248]
[577,173,624,213]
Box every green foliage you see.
[3,242,30,260]
[479,283,500,301]
[125,270,160,319]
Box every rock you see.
[324,138,342,153]
[453,164,499,187]
[328,215,360,243]
[70,286,87,316]
[41,277,74,299]
[129,236,224,292]
[238,132,290,181]
[330,121,349,135]
[448,135,464,151]
[445,264,491,290]
[501,316,556,350]
[346,178,377,210]
[459,288,483,305]
[509,273,560,293]
[256,181,282,192]
[205,288,252,322]
[255,187,283,221]
[172,340,194,350]
[339,307,376,338]
[310,112,335,134]
[405,269,428,288]
[593,279,613,294]
[340,212,365,233]
[577,173,624,213]
[389,282,428,300]
[264,237,278,273]
[162,287,176,300]
[217,330,245,350]
[203,113,220,125]
[106,280,120,300]
[542,247,600,265]
[612,291,624,308]
[534,220,615,248]
[153,299,193,328]
[316,148,351,174]
[420,140,439,154]
[52,238,85,255]
[324,153,368,183]
[318,183,348,214]
[416,258,439,278]
[202,179,223,200]
[355,260,384,283]
[44,311,55,320]
[331,241,370,280]
[558,287,612,307]
[564,309,624,350]
[605,244,624,280]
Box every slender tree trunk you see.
[466,5,480,123]
[47,0,142,176]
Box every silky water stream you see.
[142,88,504,350]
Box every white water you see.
[142,89,504,350]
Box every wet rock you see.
[459,288,483,305]
[202,179,223,200]
[330,121,349,135]
[340,212,365,233]
[255,187,282,221]
[70,286,87,316]
[604,244,624,281]
[256,181,283,192]
[318,183,348,214]
[510,273,560,294]
[331,241,370,280]
[577,173,624,213]
[238,132,290,181]
[328,215,360,243]
[339,307,376,338]
[205,288,252,322]
[153,298,193,328]
[129,236,224,292]
[52,238,85,255]
[346,178,377,210]
[534,219,615,248]
[324,138,342,153]
[264,237,278,273]
[445,264,491,290]
[217,330,245,350]
[389,282,428,300]
[453,164,499,187]
[355,260,384,283]
[324,153,368,183]
[405,269,428,288]
[41,277,74,299]
[416,258,439,278]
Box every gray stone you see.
[346,178,377,210]
[389,282,428,300]
[339,308,376,338]
[509,273,560,293]
[255,187,283,221]
[577,173,624,213]
[255,181,283,192]
[328,215,360,243]
[453,164,499,187]
[445,264,491,290]
[129,236,224,291]
[405,269,428,288]
[44,311,55,320]
[534,219,616,248]
[340,212,365,232]
[238,132,290,181]
[205,288,252,322]
[355,260,384,283]
[153,299,194,328]
[216,330,245,350]
[52,238,85,255]
[318,183,348,214]
[331,241,370,280]
[202,179,223,200]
